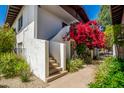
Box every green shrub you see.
[89,57,124,88]
[0,52,18,78]
[67,58,84,72]
[0,27,16,53]
[0,52,30,81]
[20,71,30,82]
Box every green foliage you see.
[0,24,30,82]
[0,24,16,53]
[104,24,122,49]
[113,24,121,44]
[75,44,92,64]
[0,52,30,81]
[76,44,86,55]
[89,57,124,88]
[97,5,112,27]
[104,25,114,49]
[20,71,30,82]
[67,58,84,72]
[0,53,18,78]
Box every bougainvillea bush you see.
[63,20,105,50]
[63,20,105,63]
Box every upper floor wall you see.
[8,5,88,41]
[12,6,36,34]
[37,5,78,40]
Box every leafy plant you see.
[0,24,16,53]
[0,53,31,81]
[89,57,124,88]
[67,58,84,72]
[97,5,112,26]
[20,71,30,82]
[113,24,121,45]
[104,25,114,49]
[0,52,18,78]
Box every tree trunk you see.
[113,44,118,57]
[91,49,94,59]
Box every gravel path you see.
[47,64,98,88]
[0,76,48,88]
[0,64,98,88]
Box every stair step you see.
[49,63,59,69]
[47,71,68,82]
[49,67,62,75]
[49,57,54,60]
[49,59,56,63]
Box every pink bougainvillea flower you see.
[63,20,105,49]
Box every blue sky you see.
[0,5,101,26]
[82,5,101,20]
[0,5,8,26]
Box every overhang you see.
[60,5,89,22]
[5,5,23,26]
[111,5,124,25]
[5,5,89,27]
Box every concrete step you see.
[49,59,56,63]
[49,63,59,69]
[49,67,62,75]
[49,57,54,60]
[47,71,68,82]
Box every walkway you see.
[47,64,98,88]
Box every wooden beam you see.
[9,9,20,13]
[6,19,13,22]
[112,11,122,15]
[111,5,121,10]
[112,14,121,19]
[7,17,16,20]
[10,6,22,10]
[8,14,17,17]
[112,7,123,13]
[8,11,18,15]
[7,15,17,19]
[60,5,89,22]
[112,17,121,20]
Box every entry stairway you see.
[46,56,68,82]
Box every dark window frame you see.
[18,15,23,32]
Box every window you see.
[13,28,17,34]
[62,22,67,27]
[18,42,23,54]
[18,15,23,32]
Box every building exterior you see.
[5,5,89,82]
[111,5,124,59]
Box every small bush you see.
[67,58,84,72]
[0,52,30,81]
[89,57,124,88]
[0,53,18,78]
[0,27,16,53]
[20,71,30,82]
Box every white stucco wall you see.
[12,5,49,82]
[51,26,71,60]
[37,6,78,40]
[11,5,77,81]
[51,26,70,42]
[50,41,66,70]
[12,6,35,34]
[37,7,63,40]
